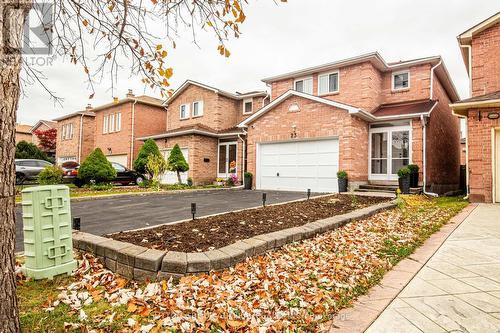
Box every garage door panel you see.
[257,138,339,193]
[161,148,188,184]
[107,154,128,166]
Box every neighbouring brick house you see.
[238,52,461,193]
[450,12,500,203]
[91,91,166,168]
[54,91,166,168]
[139,80,268,185]
[54,108,96,164]
[15,124,33,144]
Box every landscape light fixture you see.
[191,203,197,220]
[72,217,81,231]
[307,189,311,200]
[262,193,267,207]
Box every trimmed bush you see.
[187,177,193,187]
[77,148,117,184]
[38,165,64,185]
[407,164,419,174]
[337,170,348,179]
[15,140,50,161]
[397,167,411,178]
[244,172,253,178]
[146,154,168,190]
[166,144,189,184]
[134,139,162,176]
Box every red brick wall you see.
[467,107,500,202]
[471,23,500,97]
[245,95,369,187]
[55,115,95,163]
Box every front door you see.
[218,142,237,178]
[369,126,411,181]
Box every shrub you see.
[38,165,64,185]
[77,148,117,184]
[407,164,419,174]
[397,167,411,178]
[15,140,50,161]
[244,172,253,178]
[337,170,348,179]
[166,144,189,184]
[146,154,168,190]
[134,139,162,177]
[226,174,238,186]
[187,177,193,186]
[84,183,113,191]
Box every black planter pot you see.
[338,178,348,192]
[399,176,411,194]
[244,175,252,190]
[410,172,419,188]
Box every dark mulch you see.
[109,194,390,252]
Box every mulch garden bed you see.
[109,194,390,252]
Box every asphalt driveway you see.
[15,189,319,252]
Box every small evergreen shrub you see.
[166,144,189,184]
[38,165,64,185]
[407,164,419,174]
[244,172,253,178]
[15,140,50,161]
[134,139,162,176]
[187,177,193,186]
[337,170,348,179]
[77,148,117,184]
[397,167,411,178]
[146,154,168,190]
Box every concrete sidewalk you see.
[366,204,500,333]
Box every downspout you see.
[460,43,473,199]
[421,114,438,197]
[129,99,138,169]
[430,59,442,100]
[238,129,247,187]
[78,114,84,163]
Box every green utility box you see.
[21,185,76,279]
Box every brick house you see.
[450,12,500,202]
[238,52,461,193]
[91,91,166,168]
[30,120,57,155]
[139,80,268,185]
[15,124,33,144]
[54,108,96,164]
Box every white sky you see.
[16,0,500,125]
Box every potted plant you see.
[337,170,348,192]
[397,166,411,194]
[408,164,419,188]
[214,177,225,186]
[244,172,253,190]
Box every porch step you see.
[355,188,397,194]
[356,184,423,195]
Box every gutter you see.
[129,99,138,169]
[421,114,438,197]
[138,129,244,141]
[458,43,472,199]
[237,130,247,186]
[430,59,442,100]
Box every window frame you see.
[243,98,253,114]
[109,113,115,133]
[391,70,410,91]
[179,104,190,120]
[103,115,109,134]
[318,71,340,95]
[293,76,313,94]
[115,112,121,132]
[192,101,203,117]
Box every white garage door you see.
[257,138,339,193]
[106,154,128,167]
[160,148,189,184]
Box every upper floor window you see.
[103,112,122,133]
[243,98,253,114]
[392,71,410,91]
[318,71,339,95]
[192,101,203,117]
[61,123,74,140]
[180,104,190,120]
[294,77,313,94]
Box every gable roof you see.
[261,52,460,102]
[371,99,438,118]
[164,80,268,105]
[458,12,500,74]
[450,90,500,116]
[52,110,96,122]
[30,120,56,132]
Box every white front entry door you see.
[161,148,189,184]
[218,142,237,178]
[257,138,339,193]
[369,126,411,181]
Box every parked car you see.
[15,159,53,184]
[111,162,144,185]
[61,161,80,185]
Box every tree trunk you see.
[176,170,182,184]
[0,2,32,332]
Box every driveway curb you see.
[325,203,478,333]
[73,200,397,281]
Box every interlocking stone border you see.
[72,201,396,281]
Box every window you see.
[103,115,109,134]
[243,99,253,114]
[294,77,313,94]
[180,104,190,119]
[392,71,410,90]
[109,114,115,132]
[192,101,203,117]
[62,123,73,140]
[115,112,121,131]
[103,112,121,133]
[318,72,339,95]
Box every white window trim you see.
[109,114,115,133]
[318,70,340,96]
[103,115,109,134]
[180,104,190,120]
[293,76,313,94]
[243,98,253,114]
[115,112,121,132]
[192,100,203,117]
[69,123,73,139]
[391,70,411,91]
